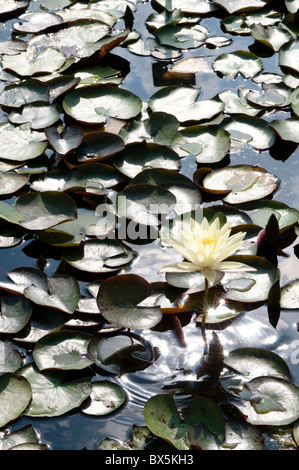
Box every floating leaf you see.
[33,331,93,371]
[81,381,126,415]
[13,11,63,33]
[75,131,125,162]
[63,85,142,124]
[223,347,291,380]
[0,123,47,161]
[0,79,49,108]
[8,102,61,130]
[250,24,292,51]
[0,171,29,195]
[218,88,261,116]
[0,0,28,17]
[13,191,77,230]
[113,141,180,178]
[2,46,67,76]
[213,0,271,14]
[30,169,86,192]
[202,165,278,204]
[0,424,39,450]
[18,363,92,417]
[24,274,80,314]
[270,117,299,143]
[280,279,299,309]
[45,125,84,155]
[62,239,134,273]
[213,50,263,78]
[220,115,276,150]
[0,373,32,427]
[154,24,208,50]
[279,40,299,74]
[88,332,158,374]
[152,0,217,14]
[0,340,23,373]
[148,86,224,123]
[172,126,230,162]
[97,274,163,329]
[0,293,32,334]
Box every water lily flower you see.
[159,216,255,286]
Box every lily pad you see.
[152,0,217,14]
[218,88,261,116]
[81,381,127,415]
[154,24,208,50]
[24,274,81,314]
[113,141,180,178]
[0,424,39,450]
[280,279,299,309]
[88,332,158,374]
[213,50,263,78]
[96,274,163,329]
[291,87,299,115]
[270,117,299,143]
[279,40,299,74]
[63,85,142,124]
[0,171,29,195]
[213,0,271,14]
[62,239,134,273]
[8,102,61,130]
[233,376,299,426]
[0,373,32,428]
[148,86,224,123]
[250,24,292,52]
[45,125,84,155]
[75,131,125,162]
[33,331,93,371]
[2,46,67,76]
[0,340,23,373]
[223,347,291,380]
[0,123,47,162]
[0,79,49,108]
[171,126,231,162]
[202,165,279,204]
[13,11,63,33]
[30,169,86,192]
[0,293,32,334]
[18,363,92,417]
[220,115,276,150]
[14,191,77,230]
[223,255,279,302]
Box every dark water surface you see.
[1,0,299,450]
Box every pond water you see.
[1,0,299,451]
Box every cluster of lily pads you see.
[0,0,299,451]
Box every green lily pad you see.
[220,115,276,150]
[76,162,124,189]
[96,274,163,329]
[223,255,279,302]
[223,347,291,380]
[0,340,23,373]
[45,125,84,155]
[112,141,180,178]
[149,86,224,123]
[0,373,32,428]
[15,191,77,230]
[23,274,80,314]
[13,307,65,343]
[0,424,39,450]
[285,0,299,12]
[30,169,86,192]
[213,50,263,78]
[0,171,29,195]
[279,39,299,73]
[81,381,126,415]
[154,24,208,50]
[13,11,63,33]
[116,183,177,227]
[270,117,299,143]
[238,200,299,230]
[280,279,299,309]
[63,85,142,124]
[28,19,110,59]
[250,24,292,51]
[8,102,61,130]
[0,123,47,161]
[88,332,157,374]
[0,79,49,108]
[2,46,67,76]
[213,0,270,14]
[218,88,262,116]
[75,131,125,163]
[246,86,291,108]
[18,363,92,417]
[152,0,217,14]
[58,5,117,27]
[233,376,299,426]
[171,126,231,162]
[33,331,93,371]
[202,165,278,204]
[0,293,32,334]
[62,239,134,273]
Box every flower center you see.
[201,237,213,245]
